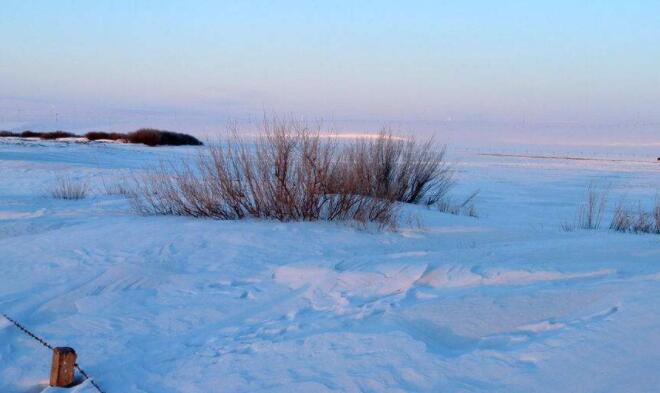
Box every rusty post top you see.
[54,346,77,354]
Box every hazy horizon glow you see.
[1,1,659,144]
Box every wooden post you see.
[50,347,77,387]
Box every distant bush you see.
[87,129,202,146]
[15,130,77,139]
[85,131,126,141]
[126,128,203,146]
[20,130,42,138]
[0,128,201,146]
[0,130,77,139]
[40,131,77,140]
[51,176,88,200]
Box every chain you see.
[75,363,107,393]
[2,313,106,393]
[1,313,53,350]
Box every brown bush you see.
[20,130,42,138]
[130,121,461,227]
[4,128,201,146]
[85,131,127,141]
[126,128,203,146]
[39,131,77,140]
[130,120,457,227]
[17,130,76,139]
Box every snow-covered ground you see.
[1,138,659,393]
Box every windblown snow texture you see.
[1,139,659,392]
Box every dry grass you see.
[436,190,479,217]
[609,199,659,234]
[560,221,576,232]
[100,175,133,196]
[577,183,609,230]
[562,183,609,232]
[51,176,89,200]
[130,120,452,227]
[567,184,659,235]
[632,207,653,233]
[610,201,632,232]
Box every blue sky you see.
[1,1,659,143]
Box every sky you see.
[1,1,659,144]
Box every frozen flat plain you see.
[0,138,659,392]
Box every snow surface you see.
[1,139,659,392]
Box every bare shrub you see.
[130,120,464,227]
[130,121,403,227]
[0,131,18,137]
[51,176,88,200]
